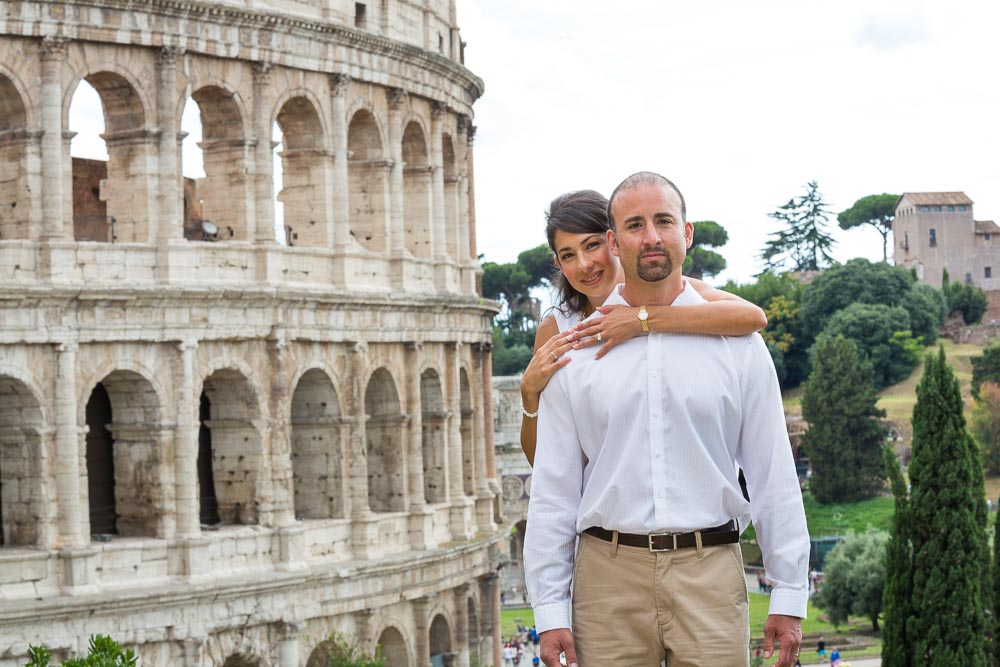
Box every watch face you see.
[639,310,648,320]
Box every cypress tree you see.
[907,346,989,665]
[882,444,912,667]
[802,335,887,503]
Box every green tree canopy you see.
[818,303,922,389]
[906,347,989,665]
[942,269,989,325]
[760,181,836,273]
[683,220,728,280]
[802,336,887,504]
[881,444,912,667]
[972,342,1000,400]
[838,193,899,262]
[814,529,888,631]
[970,382,1000,474]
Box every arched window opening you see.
[0,375,45,547]
[442,133,460,261]
[364,368,405,513]
[197,392,220,526]
[459,369,474,496]
[201,369,262,525]
[0,75,32,240]
[429,614,452,667]
[291,369,343,519]
[402,121,431,259]
[85,382,116,538]
[347,109,389,253]
[70,73,151,243]
[377,627,410,667]
[188,86,252,242]
[420,369,446,503]
[276,96,329,248]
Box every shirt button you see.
[652,371,658,378]
[653,413,660,419]
[654,450,661,458]
[657,491,665,499]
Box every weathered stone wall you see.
[0,1,501,666]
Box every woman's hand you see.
[520,330,575,400]
[568,305,642,359]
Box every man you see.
[523,172,809,667]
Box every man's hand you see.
[539,628,577,667]
[763,614,802,667]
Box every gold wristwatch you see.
[638,305,649,332]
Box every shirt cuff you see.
[768,587,808,619]
[533,601,572,633]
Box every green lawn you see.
[742,491,895,542]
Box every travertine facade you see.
[0,2,504,666]
[893,192,999,291]
[491,376,529,602]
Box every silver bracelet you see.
[522,407,538,419]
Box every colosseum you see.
[0,1,503,666]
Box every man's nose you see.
[641,223,660,245]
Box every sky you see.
[457,0,1000,285]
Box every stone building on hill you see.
[0,1,503,666]
[893,192,999,291]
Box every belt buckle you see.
[648,531,679,552]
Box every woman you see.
[520,189,767,465]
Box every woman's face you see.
[552,229,621,305]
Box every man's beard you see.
[635,245,673,282]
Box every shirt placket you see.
[647,332,669,528]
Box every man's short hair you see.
[606,171,687,229]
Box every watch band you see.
[639,305,649,332]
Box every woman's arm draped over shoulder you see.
[519,315,574,466]
[570,277,767,359]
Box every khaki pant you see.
[572,532,750,666]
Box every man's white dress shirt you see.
[524,282,809,633]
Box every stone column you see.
[348,343,370,516]
[330,74,351,254]
[430,102,448,286]
[387,88,406,260]
[278,622,304,667]
[406,342,434,549]
[39,36,68,241]
[446,343,473,539]
[174,339,201,539]
[472,344,495,532]
[479,343,497,482]
[453,584,471,667]
[466,125,478,266]
[455,115,471,268]
[481,574,502,667]
[252,62,275,246]
[156,46,184,248]
[54,340,83,547]
[268,329,295,527]
[356,608,377,658]
[413,596,431,667]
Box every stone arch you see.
[0,71,33,241]
[364,367,406,513]
[429,613,452,664]
[376,625,410,667]
[442,132,460,260]
[68,70,154,243]
[190,84,253,242]
[290,368,344,519]
[199,368,263,526]
[83,369,166,539]
[347,108,389,253]
[275,93,330,248]
[402,120,432,259]
[420,367,447,503]
[0,374,45,547]
[459,368,474,496]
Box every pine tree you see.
[882,444,912,667]
[760,180,836,273]
[907,347,989,665]
[801,336,887,503]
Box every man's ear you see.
[607,229,619,256]
[684,220,694,249]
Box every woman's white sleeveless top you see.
[551,307,582,333]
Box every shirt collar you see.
[600,280,705,310]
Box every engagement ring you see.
[550,351,558,361]
[596,332,602,342]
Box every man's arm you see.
[736,334,810,616]
[523,369,586,634]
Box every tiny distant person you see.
[524,172,809,667]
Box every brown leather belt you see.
[584,520,739,552]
